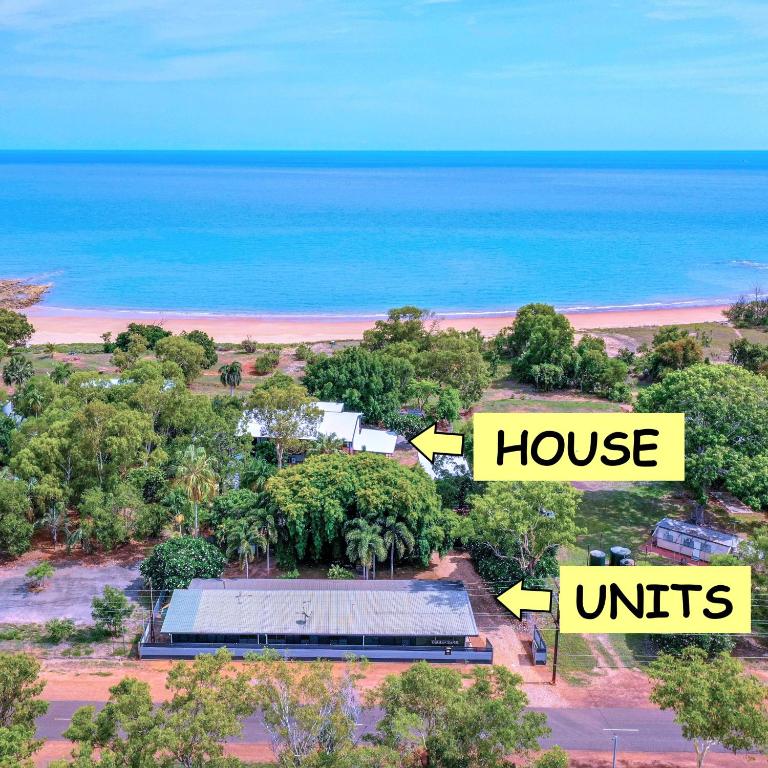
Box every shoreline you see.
[26,304,729,344]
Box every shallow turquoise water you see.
[2,151,767,316]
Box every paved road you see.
[38,701,731,754]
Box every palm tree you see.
[307,433,346,456]
[2,354,33,389]
[344,518,386,580]
[175,445,218,537]
[254,506,277,574]
[21,382,45,417]
[41,503,65,547]
[381,515,416,579]
[43,342,57,359]
[218,361,243,396]
[240,457,275,493]
[50,361,73,384]
[227,522,256,578]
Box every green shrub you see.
[279,568,300,579]
[294,343,313,361]
[252,350,280,375]
[91,586,134,637]
[241,337,258,353]
[25,562,55,590]
[140,536,226,590]
[652,633,735,658]
[45,618,76,644]
[327,564,355,580]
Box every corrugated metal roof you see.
[653,517,742,547]
[161,579,478,637]
[352,427,397,454]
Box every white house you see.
[652,517,743,562]
[240,401,397,459]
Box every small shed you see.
[652,517,742,562]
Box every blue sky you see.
[0,0,767,149]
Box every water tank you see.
[589,549,606,566]
[619,558,635,566]
[610,546,631,565]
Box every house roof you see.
[161,579,478,638]
[352,427,397,454]
[653,517,742,547]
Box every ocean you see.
[1,151,767,318]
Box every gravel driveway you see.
[0,560,143,624]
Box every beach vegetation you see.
[154,335,207,383]
[114,322,171,351]
[637,363,768,508]
[181,328,218,367]
[729,337,768,374]
[240,336,258,353]
[362,305,435,351]
[639,326,704,381]
[724,292,768,328]
[251,349,280,375]
[294,342,313,361]
[0,309,34,348]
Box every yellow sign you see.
[559,566,751,634]
[473,412,685,481]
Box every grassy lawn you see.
[561,481,691,566]
[480,396,622,413]
[540,629,596,685]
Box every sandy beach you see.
[26,304,729,345]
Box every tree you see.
[303,346,413,425]
[0,652,47,768]
[644,335,704,382]
[344,518,386,580]
[77,488,131,551]
[419,329,491,407]
[649,648,768,768]
[114,323,171,351]
[25,562,54,591]
[636,364,768,507]
[362,305,434,351]
[226,520,260,578]
[0,310,34,348]
[2,354,33,389]
[50,361,73,384]
[161,648,256,768]
[266,453,451,566]
[0,478,34,557]
[91,586,134,636]
[248,651,364,767]
[182,329,218,368]
[41,503,65,547]
[247,383,321,469]
[140,536,226,590]
[155,336,207,384]
[469,482,583,586]
[730,337,768,375]
[501,304,575,390]
[218,361,243,395]
[175,444,218,536]
[381,514,415,578]
[371,661,550,767]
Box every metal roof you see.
[161,579,478,637]
[653,517,741,547]
[352,427,397,454]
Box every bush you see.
[241,337,258,353]
[294,343,313,361]
[45,618,76,644]
[140,535,227,590]
[279,568,300,579]
[91,586,134,636]
[327,564,355,580]
[252,350,280,375]
[25,562,55,591]
[652,633,735,658]
[608,382,633,403]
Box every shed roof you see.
[352,427,397,454]
[653,517,742,547]
[161,579,478,638]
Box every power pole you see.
[551,604,561,685]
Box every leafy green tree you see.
[0,309,34,348]
[468,481,583,585]
[218,361,243,395]
[77,488,131,551]
[712,526,768,623]
[0,652,47,768]
[371,662,549,768]
[155,336,207,384]
[303,346,413,425]
[645,335,704,382]
[362,305,434,351]
[114,323,171,351]
[140,536,226,590]
[50,361,74,384]
[427,386,462,424]
[572,334,628,397]
[246,383,321,469]
[2,354,34,389]
[248,651,364,768]
[501,304,575,390]
[419,329,490,407]
[175,444,218,536]
[0,478,34,557]
[652,633,734,658]
[266,453,451,566]
[729,337,768,375]
[91,586,134,636]
[182,329,218,368]
[637,364,768,507]
[112,331,149,370]
[25,562,54,591]
[649,648,768,768]
[344,518,386,580]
